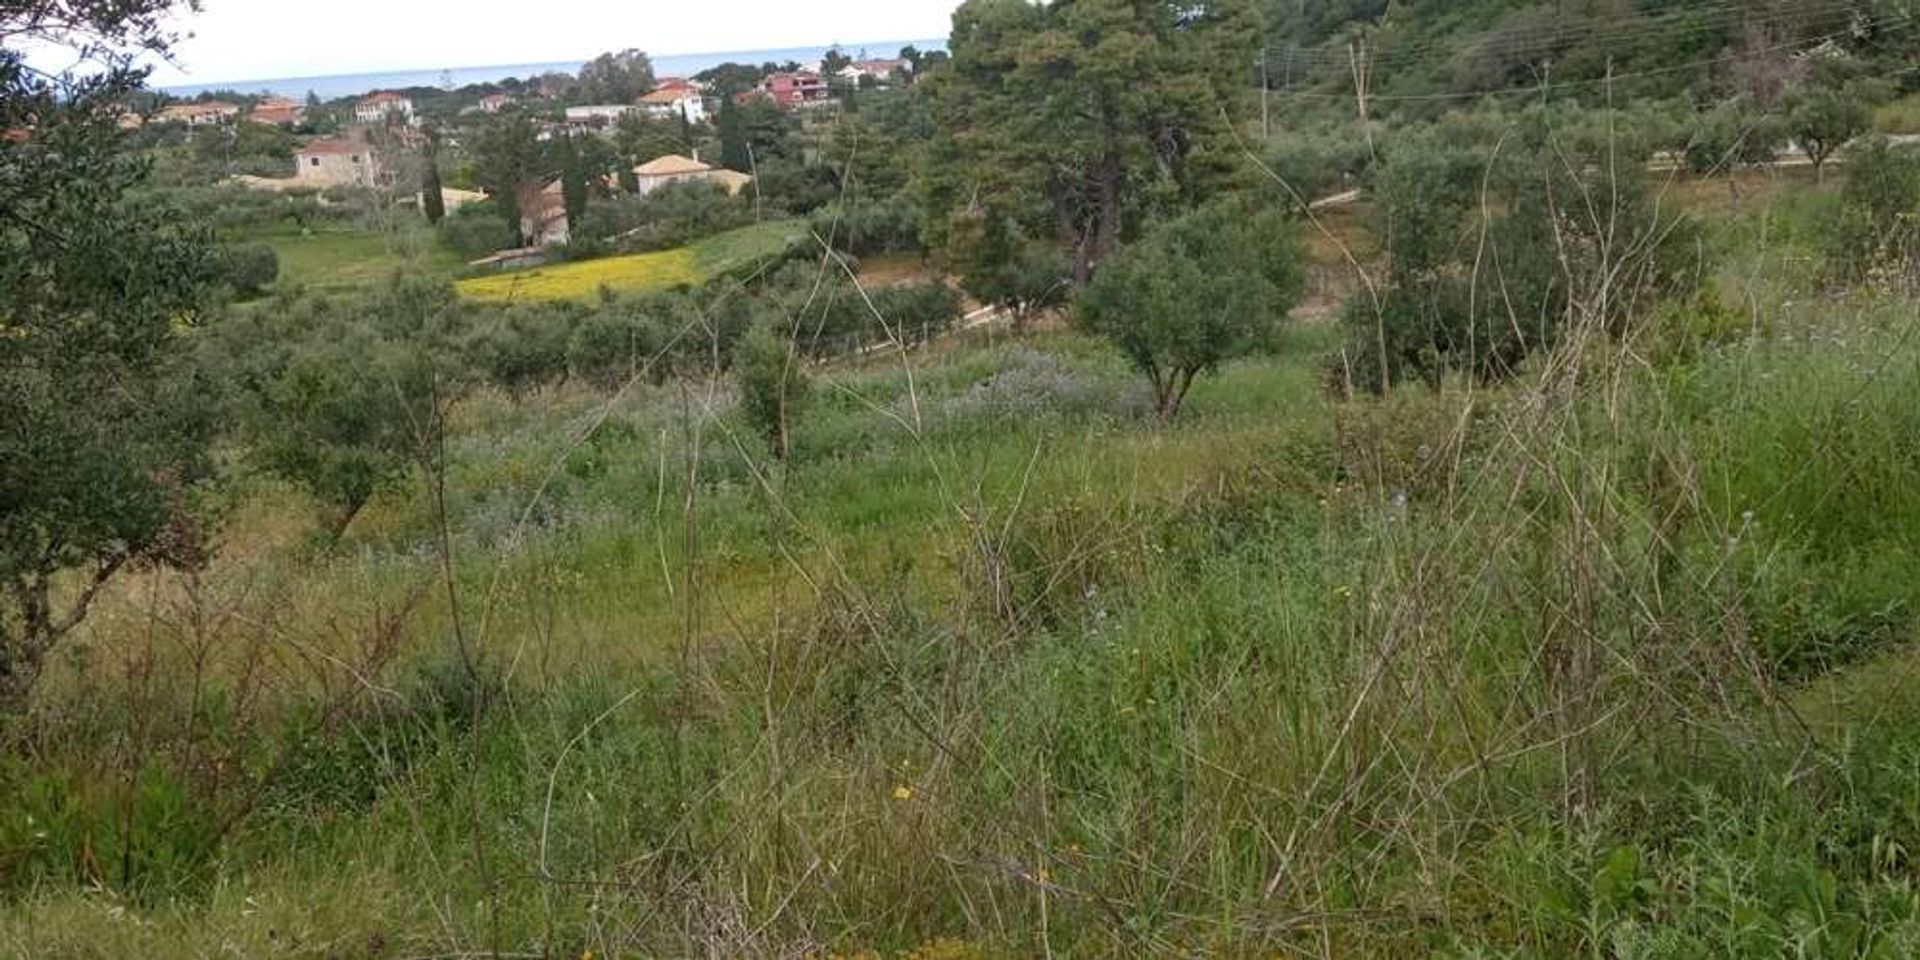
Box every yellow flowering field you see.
[457,247,700,302]
[456,220,805,302]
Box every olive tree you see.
[1077,199,1304,418]
[2,0,225,706]
[735,315,811,460]
[208,277,470,543]
[1786,85,1873,185]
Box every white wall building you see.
[354,92,415,125]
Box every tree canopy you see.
[926,0,1264,284]
[2,0,224,706]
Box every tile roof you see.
[634,154,712,177]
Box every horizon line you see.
[154,36,949,93]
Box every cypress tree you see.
[421,129,446,224]
[559,134,589,224]
[718,95,750,173]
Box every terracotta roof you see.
[3,128,31,143]
[634,154,712,177]
[640,88,696,105]
[362,92,408,104]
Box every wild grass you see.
[1873,92,1920,135]
[7,175,1920,957]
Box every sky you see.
[135,0,961,85]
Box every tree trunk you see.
[1093,144,1124,273]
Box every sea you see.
[158,40,947,101]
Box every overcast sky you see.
[136,0,960,85]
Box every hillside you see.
[1265,0,1916,106]
[9,0,1920,955]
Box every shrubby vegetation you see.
[12,0,1920,955]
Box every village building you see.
[250,97,305,127]
[639,87,706,124]
[758,71,831,109]
[631,153,752,196]
[516,180,570,247]
[478,93,515,113]
[353,92,414,125]
[294,135,381,187]
[565,104,637,127]
[837,59,910,84]
[157,101,241,126]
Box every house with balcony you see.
[759,71,831,109]
[354,92,414,125]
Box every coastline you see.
[157,39,947,100]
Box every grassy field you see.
[237,222,468,292]
[7,170,1920,956]
[456,219,808,302]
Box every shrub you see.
[735,316,810,460]
[1821,137,1920,284]
[867,282,963,348]
[1337,111,1707,394]
[221,242,279,297]
[439,199,515,260]
[810,193,924,256]
[1078,198,1304,417]
[576,181,753,251]
[463,302,579,394]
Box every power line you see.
[1260,0,1880,85]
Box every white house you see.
[565,104,637,127]
[638,87,706,124]
[354,92,414,125]
[837,59,910,85]
[632,153,751,196]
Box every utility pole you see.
[1260,49,1270,141]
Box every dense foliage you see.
[1,0,225,705]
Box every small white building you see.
[565,104,637,127]
[354,92,414,125]
[478,93,514,114]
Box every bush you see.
[222,242,279,297]
[1821,137,1920,284]
[439,200,516,260]
[735,316,810,460]
[1337,110,1707,394]
[575,181,754,251]
[463,302,580,395]
[809,193,924,256]
[867,282,963,348]
[567,291,706,389]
